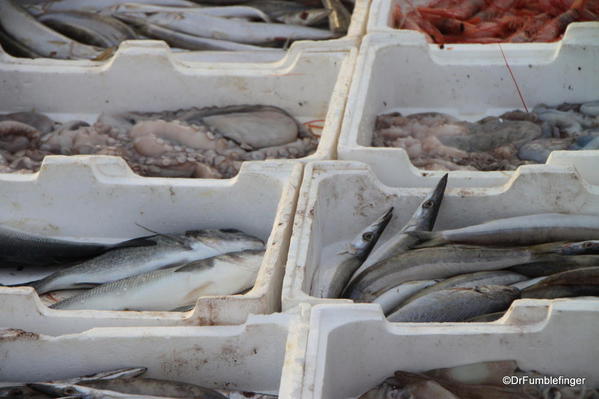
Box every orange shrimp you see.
[418,0,486,20]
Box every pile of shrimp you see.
[393,0,599,43]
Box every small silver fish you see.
[387,285,520,323]
[51,249,264,311]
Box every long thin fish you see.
[121,17,268,51]
[0,0,104,59]
[0,225,156,266]
[24,0,199,16]
[400,270,527,305]
[110,3,271,22]
[29,383,184,399]
[321,0,351,34]
[387,285,520,323]
[2,368,147,399]
[411,213,599,248]
[361,174,448,270]
[0,26,41,58]
[522,266,599,299]
[343,243,560,302]
[115,10,336,44]
[51,249,264,311]
[310,208,393,299]
[37,12,137,48]
[20,229,264,294]
[80,378,227,399]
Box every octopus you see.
[372,100,599,171]
[0,105,319,178]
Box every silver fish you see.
[29,383,179,399]
[80,378,227,399]
[1,368,147,399]
[0,0,104,59]
[0,225,155,266]
[508,254,599,277]
[510,276,547,290]
[411,213,599,248]
[343,244,556,302]
[51,249,264,311]
[387,285,520,323]
[401,270,527,306]
[310,208,393,299]
[555,240,599,256]
[522,266,599,299]
[24,0,199,16]
[372,280,439,315]
[37,12,137,48]
[115,10,335,44]
[110,3,271,22]
[279,9,331,26]
[0,26,41,58]
[361,174,448,270]
[21,229,264,294]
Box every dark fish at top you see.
[0,224,156,266]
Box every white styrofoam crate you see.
[367,0,599,38]
[1,40,357,166]
[338,28,599,188]
[1,0,370,64]
[0,311,299,396]
[282,158,599,310]
[289,302,599,399]
[0,156,301,334]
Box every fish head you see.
[185,229,265,252]
[403,173,448,232]
[557,240,599,255]
[347,207,393,261]
[27,383,87,397]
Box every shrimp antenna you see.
[498,43,528,112]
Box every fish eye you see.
[362,232,374,241]
[422,200,434,209]
[584,241,593,248]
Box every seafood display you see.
[372,101,599,171]
[312,174,599,322]
[1,366,277,399]
[358,360,598,398]
[0,0,354,59]
[393,0,599,44]
[0,105,319,178]
[3,227,266,311]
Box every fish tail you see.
[405,231,446,248]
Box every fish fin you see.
[135,223,192,249]
[174,258,214,273]
[108,235,159,250]
[405,231,446,248]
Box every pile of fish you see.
[372,101,599,171]
[1,366,276,399]
[311,174,599,322]
[359,360,598,399]
[0,0,353,59]
[393,0,599,44]
[1,222,266,311]
[0,105,318,178]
